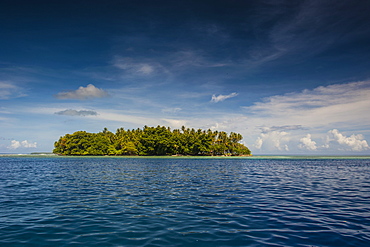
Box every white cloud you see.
[162,119,187,129]
[55,109,98,116]
[238,80,370,153]
[299,134,317,151]
[137,64,154,74]
[21,79,369,155]
[245,80,370,129]
[0,81,25,99]
[249,81,370,113]
[253,130,290,151]
[8,140,37,149]
[95,111,188,130]
[9,140,21,149]
[22,140,37,148]
[204,115,249,132]
[162,107,182,114]
[328,129,369,151]
[113,57,165,76]
[211,92,238,103]
[55,84,109,100]
[94,111,160,126]
[254,137,263,149]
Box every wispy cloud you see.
[96,111,185,130]
[171,50,229,68]
[246,80,370,129]
[242,1,369,70]
[239,80,370,153]
[55,109,98,117]
[261,125,307,133]
[0,81,25,99]
[113,56,167,76]
[55,84,109,100]
[211,92,238,103]
[162,107,182,114]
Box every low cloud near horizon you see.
[226,80,370,153]
[253,129,369,153]
[328,129,369,152]
[11,80,370,155]
[299,134,318,151]
[8,140,37,150]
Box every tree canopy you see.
[53,125,251,156]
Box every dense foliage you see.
[53,125,251,156]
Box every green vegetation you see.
[53,125,251,156]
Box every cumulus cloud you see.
[55,109,98,116]
[8,140,37,149]
[254,137,263,149]
[211,92,238,103]
[253,130,290,151]
[55,84,109,100]
[299,134,317,151]
[328,129,369,151]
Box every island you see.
[53,125,251,156]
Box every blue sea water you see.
[0,157,369,246]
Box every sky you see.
[1,0,370,155]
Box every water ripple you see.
[0,157,369,246]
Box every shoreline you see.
[1,154,370,159]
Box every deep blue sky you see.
[1,0,370,154]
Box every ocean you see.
[1,156,369,246]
